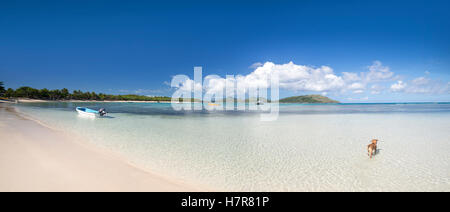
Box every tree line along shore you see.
[0,81,339,103]
[0,82,172,102]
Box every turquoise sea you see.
[14,102,450,191]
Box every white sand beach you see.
[0,104,195,192]
[13,98,167,103]
[2,102,449,191]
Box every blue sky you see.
[0,0,449,102]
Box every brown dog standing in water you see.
[367,139,378,159]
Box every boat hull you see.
[76,107,100,118]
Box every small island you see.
[278,95,339,103]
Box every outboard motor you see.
[98,108,107,117]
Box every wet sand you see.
[0,104,196,192]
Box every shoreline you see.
[6,98,450,104]
[10,99,203,103]
[11,98,174,103]
[0,103,200,192]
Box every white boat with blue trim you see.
[76,107,107,118]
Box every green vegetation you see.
[0,82,338,103]
[0,83,172,102]
[279,95,339,103]
[0,82,5,96]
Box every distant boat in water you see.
[76,107,107,118]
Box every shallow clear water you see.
[14,102,450,191]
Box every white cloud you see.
[174,61,391,95]
[347,96,369,101]
[171,61,449,98]
[363,60,394,82]
[247,62,346,92]
[406,77,448,94]
[390,81,407,92]
[370,84,384,94]
[172,62,348,96]
[411,77,430,85]
[342,72,361,82]
[371,91,380,95]
[249,62,263,69]
[174,79,203,92]
[203,75,230,95]
[348,82,365,90]
[341,61,394,93]
[389,77,449,94]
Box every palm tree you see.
[0,81,5,96]
[61,88,69,100]
[5,88,14,98]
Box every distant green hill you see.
[279,95,339,103]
